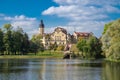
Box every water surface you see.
[0,59,120,80]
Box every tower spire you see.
[39,19,44,35]
[39,19,44,28]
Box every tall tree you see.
[30,34,44,54]
[77,36,102,58]
[11,27,24,54]
[21,33,29,54]
[101,19,120,60]
[0,29,4,54]
[3,24,13,55]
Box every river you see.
[0,59,120,80]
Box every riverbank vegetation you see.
[0,19,120,62]
[101,19,120,61]
[0,24,44,55]
[76,36,102,59]
[0,50,63,59]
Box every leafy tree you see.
[3,24,13,55]
[77,36,102,58]
[21,33,29,54]
[11,28,24,54]
[87,36,102,58]
[30,34,44,54]
[0,29,4,54]
[101,19,120,60]
[56,45,65,51]
[102,22,113,34]
[3,24,12,31]
[70,44,79,54]
[29,41,39,54]
[48,42,58,51]
[77,39,86,54]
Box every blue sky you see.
[0,0,120,38]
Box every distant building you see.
[39,20,44,36]
[38,20,93,48]
[73,32,93,42]
[51,27,67,45]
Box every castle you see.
[39,20,93,48]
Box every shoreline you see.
[0,55,63,59]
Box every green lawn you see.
[0,51,64,59]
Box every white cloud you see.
[4,15,36,21]
[3,15,38,38]
[0,13,5,16]
[54,0,120,5]
[42,0,120,37]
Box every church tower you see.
[39,20,44,36]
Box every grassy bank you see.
[105,58,120,62]
[0,51,64,59]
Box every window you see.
[55,36,61,41]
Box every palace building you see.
[38,20,93,48]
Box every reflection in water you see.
[102,61,120,80]
[41,59,102,80]
[0,59,29,80]
[0,59,120,80]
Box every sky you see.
[0,0,120,38]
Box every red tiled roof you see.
[54,27,67,34]
[74,32,90,37]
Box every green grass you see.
[0,51,64,59]
[105,58,120,62]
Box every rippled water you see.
[0,59,120,80]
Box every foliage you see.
[77,36,102,58]
[31,34,42,41]
[49,42,58,51]
[70,44,79,53]
[3,24,13,55]
[45,34,51,40]
[56,45,65,51]
[30,34,44,54]
[0,23,45,55]
[102,22,113,34]
[101,19,120,60]
[0,29,4,54]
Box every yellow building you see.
[39,20,44,36]
[73,31,93,42]
[51,27,67,45]
[39,20,93,48]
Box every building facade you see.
[39,20,93,48]
[51,27,67,45]
[73,32,93,42]
[39,20,44,36]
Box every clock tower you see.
[39,20,44,36]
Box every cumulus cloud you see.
[42,0,120,37]
[3,15,38,38]
[0,13,5,16]
[54,0,120,5]
[4,15,36,21]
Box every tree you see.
[77,39,86,55]
[87,36,102,58]
[11,28,24,54]
[48,42,58,51]
[3,24,12,31]
[56,45,65,51]
[30,34,44,54]
[70,44,79,54]
[101,19,120,60]
[29,41,39,54]
[3,24,13,55]
[77,36,102,58]
[0,29,4,54]
[102,22,113,34]
[21,33,29,54]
